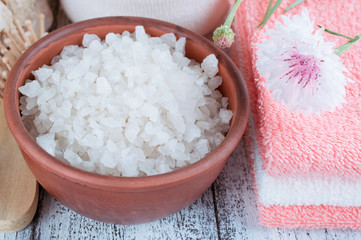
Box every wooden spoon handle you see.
[0,100,38,232]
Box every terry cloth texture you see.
[231,0,361,228]
[236,0,361,177]
[60,0,230,35]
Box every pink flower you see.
[256,8,348,115]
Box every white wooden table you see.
[0,142,361,240]
[1,140,361,239]
[2,1,361,239]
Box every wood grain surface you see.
[1,1,361,239]
[2,141,361,239]
[0,100,38,232]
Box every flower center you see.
[282,49,322,88]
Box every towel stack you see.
[231,0,361,228]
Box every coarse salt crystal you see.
[19,81,41,98]
[36,133,56,157]
[82,34,101,47]
[19,26,232,177]
[201,54,219,78]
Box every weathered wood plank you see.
[213,140,361,240]
[2,137,361,240]
[0,185,217,240]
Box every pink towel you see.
[235,0,361,176]
[246,121,361,228]
[231,0,361,228]
[235,0,361,177]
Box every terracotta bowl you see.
[4,17,250,224]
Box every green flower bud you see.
[213,25,235,49]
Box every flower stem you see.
[318,25,355,41]
[212,0,243,48]
[318,26,361,56]
[224,0,243,27]
[335,34,361,56]
[257,0,283,28]
[284,0,306,13]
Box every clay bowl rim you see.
[4,16,250,192]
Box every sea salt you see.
[19,26,233,177]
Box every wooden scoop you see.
[0,100,38,232]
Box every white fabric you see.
[60,0,230,35]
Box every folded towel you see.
[234,0,361,177]
[247,121,361,228]
[231,0,361,228]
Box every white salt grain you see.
[135,25,147,41]
[95,77,112,95]
[100,151,117,168]
[82,34,101,47]
[219,109,233,124]
[160,33,176,48]
[201,54,219,78]
[19,81,41,98]
[33,67,53,83]
[208,76,223,90]
[175,37,186,55]
[194,138,210,159]
[64,149,83,165]
[125,122,140,143]
[20,26,233,177]
[36,133,56,157]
